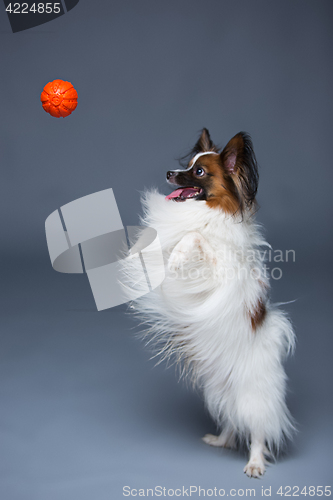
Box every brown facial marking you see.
[190,154,241,214]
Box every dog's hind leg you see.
[202,428,237,449]
[243,434,267,478]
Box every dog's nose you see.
[167,171,176,180]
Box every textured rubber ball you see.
[40,80,78,118]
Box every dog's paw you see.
[202,433,236,449]
[168,246,189,271]
[243,460,266,478]
[202,434,222,446]
[168,232,216,272]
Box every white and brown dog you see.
[126,129,295,478]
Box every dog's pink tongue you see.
[166,189,183,200]
[166,187,199,200]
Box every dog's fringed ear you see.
[192,128,219,154]
[220,132,259,208]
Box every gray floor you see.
[0,254,332,500]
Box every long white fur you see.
[124,190,295,477]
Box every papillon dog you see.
[126,129,295,478]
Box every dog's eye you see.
[195,167,205,177]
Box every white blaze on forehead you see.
[168,151,219,174]
[189,151,219,170]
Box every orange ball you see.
[41,80,78,118]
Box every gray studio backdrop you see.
[1,1,332,499]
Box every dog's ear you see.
[220,132,259,208]
[192,128,218,154]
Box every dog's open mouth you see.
[166,187,203,202]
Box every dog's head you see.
[166,128,259,215]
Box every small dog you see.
[126,129,295,478]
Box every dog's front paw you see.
[168,246,189,271]
[243,460,266,478]
[167,232,216,272]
